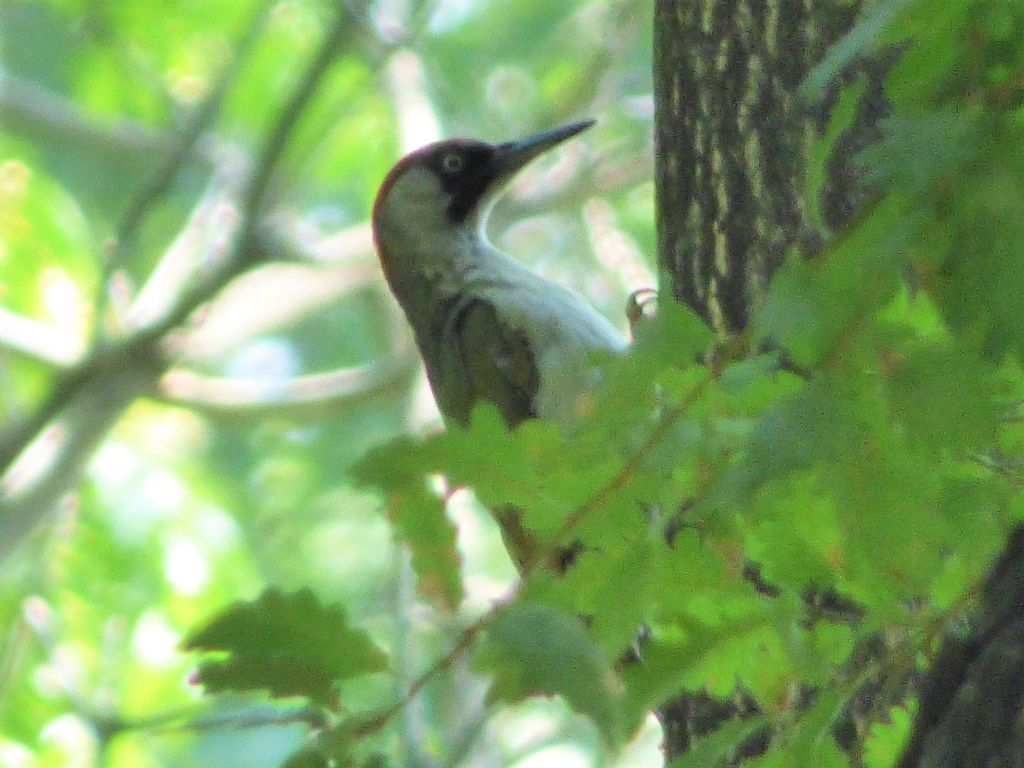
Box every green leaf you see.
[624,598,797,714]
[745,688,851,768]
[883,341,1002,454]
[281,748,330,768]
[743,473,842,594]
[800,0,914,101]
[720,374,863,502]
[754,199,907,370]
[797,624,856,688]
[353,438,464,610]
[475,601,625,747]
[863,705,913,768]
[184,588,388,708]
[784,688,851,768]
[630,296,714,369]
[861,112,978,197]
[556,539,658,655]
[933,170,1024,361]
[806,76,868,230]
[448,406,620,536]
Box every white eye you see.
[440,152,464,175]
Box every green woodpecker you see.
[372,121,626,571]
[372,120,626,433]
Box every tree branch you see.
[0,72,173,161]
[0,2,360,559]
[103,0,274,283]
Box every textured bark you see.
[897,527,1024,768]
[653,0,889,334]
[651,0,893,760]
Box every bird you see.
[372,120,628,570]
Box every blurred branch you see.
[0,3,361,560]
[0,610,30,709]
[0,71,175,160]
[582,196,655,294]
[131,701,328,733]
[160,348,418,416]
[0,223,385,370]
[532,0,648,128]
[441,703,488,768]
[386,49,443,149]
[276,217,375,263]
[492,141,652,227]
[237,14,354,247]
[124,168,246,333]
[0,306,84,367]
[0,350,161,561]
[215,1,444,206]
[103,0,275,289]
[144,6,359,341]
[393,547,430,767]
[178,261,383,360]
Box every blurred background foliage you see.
[0,0,657,766]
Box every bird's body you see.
[373,121,626,432]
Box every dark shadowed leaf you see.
[184,588,388,707]
[281,748,330,768]
[475,601,626,747]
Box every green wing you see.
[435,297,539,428]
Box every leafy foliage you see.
[345,0,1024,764]
[184,588,388,707]
[476,601,624,746]
[352,438,464,610]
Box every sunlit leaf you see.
[352,437,464,610]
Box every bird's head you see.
[372,120,595,281]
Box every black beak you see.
[445,120,595,225]
[493,120,596,179]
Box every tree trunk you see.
[896,525,1024,768]
[653,0,888,334]
[651,0,890,759]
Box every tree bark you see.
[651,0,891,759]
[896,526,1024,768]
[653,0,888,334]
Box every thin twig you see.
[558,372,712,537]
[354,594,513,739]
[100,0,274,295]
[158,703,328,733]
[159,349,417,415]
[0,306,84,367]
